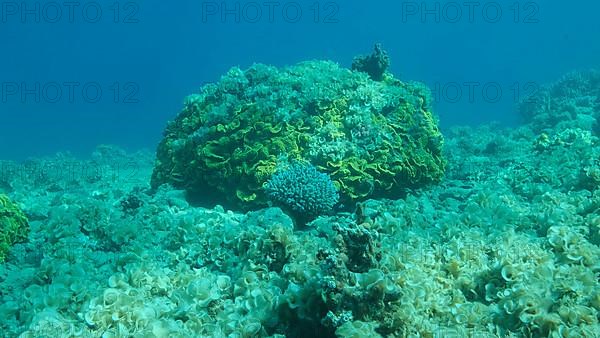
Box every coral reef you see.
[519,69,600,133]
[2,130,598,337]
[151,60,446,213]
[0,71,598,338]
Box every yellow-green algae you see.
[0,194,29,262]
[151,61,446,210]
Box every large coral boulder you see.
[151,61,446,210]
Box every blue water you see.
[1,0,599,159]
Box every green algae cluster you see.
[0,194,29,262]
[151,61,446,210]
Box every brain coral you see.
[151,60,446,211]
[0,194,29,262]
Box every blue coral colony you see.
[1,46,599,337]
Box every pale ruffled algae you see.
[0,69,599,337]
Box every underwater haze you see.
[1,1,600,337]
[1,0,599,158]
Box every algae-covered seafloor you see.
[0,61,599,337]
